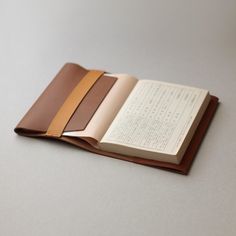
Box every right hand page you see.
[100,80,210,164]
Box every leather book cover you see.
[14,63,219,174]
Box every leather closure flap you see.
[15,63,117,136]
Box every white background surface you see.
[1,1,236,235]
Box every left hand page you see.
[63,74,137,145]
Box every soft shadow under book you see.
[15,63,219,174]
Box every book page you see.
[100,80,209,154]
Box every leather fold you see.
[15,63,117,135]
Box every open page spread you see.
[100,80,209,162]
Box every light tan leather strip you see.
[46,70,105,137]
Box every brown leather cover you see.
[15,63,117,134]
[14,63,219,174]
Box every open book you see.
[15,63,218,174]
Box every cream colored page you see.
[63,74,137,141]
[100,80,209,154]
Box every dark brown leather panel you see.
[65,75,116,131]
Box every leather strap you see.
[46,70,105,137]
